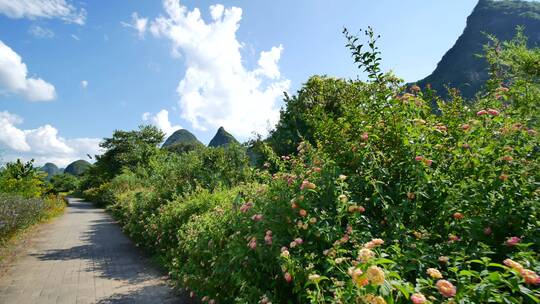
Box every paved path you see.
[0,198,186,304]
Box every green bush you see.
[81,29,540,303]
[0,194,66,245]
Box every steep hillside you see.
[208,127,239,148]
[162,129,204,153]
[64,160,91,176]
[415,0,540,98]
[40,162,61,179]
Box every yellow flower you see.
[348,267,368,287]
[427,268,443,279]
[366,266,385,285]
[358,248,375,263]
[363,294,387,304]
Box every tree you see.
[81,125,164,188]
[0,159,47,198]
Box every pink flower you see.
[501,155,514,162]
[477,109,488,116]
[453,212,464,220]
[506,236,521,246]
[415,156,424,162]
[284,272,292,283]
[436,279,456,298]
[411,293,427,304]
[448,234,460,242]
[247,237,257,249]
[484,227,492,236]
[361,132,369,141]
[239,202,253,213]
[521,269,540,285]
[264,234,273,245]
[251,214,263,222]
[487,108,500,116]
[423,159,433,166]
[294,238,304,245]
[300,180,316,190]
[461,124,470,131]
[299,209,307,217]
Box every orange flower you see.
[520,269,540,285]
[411,293,427,304]
[436,279,456,298]
[453,212,464,220]
[427,268,443,279]
[348,267,368,287]
[366,266,385,285]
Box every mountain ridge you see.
[414,0,540,98]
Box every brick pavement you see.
[0,198,187,304]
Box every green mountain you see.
[415,0,540,98]
[162,129,204,153]
[64,160,91,176]
[208,127,239,148]
[40,162,61,179]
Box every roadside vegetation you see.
[6,28,537,303]
[0,160,67,250]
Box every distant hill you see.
[40,162,61,179]
[208,127,239,148]
[64,160,91,176]
[162,129,204,153]
[414,0,540,99]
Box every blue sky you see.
[0,0,479,166]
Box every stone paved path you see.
[0,198,186,304]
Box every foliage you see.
[0,194,66,245]
[162,129,204,153]
[81,125,164,188]
[49,173,80,194]
[208,127,239,148]
[0,159,47,198]
[78,29,540,303]
[64,159,91,176]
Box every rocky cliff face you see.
[415,0,540,99]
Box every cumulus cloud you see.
[81,80,88,88]
[142,109,181,137]
[28,25,55,38]
[0,111,101,167]
[0,0,86,24]
[0,40,56,101]
[135,0,290,137]
[121,12,148,38]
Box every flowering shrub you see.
[0,194,66,245]
[84,30,540,303]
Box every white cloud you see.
[0,0,86,24]
[137,0,290,138]
[142,109,181,137]
[70,34,79,41]
[121,12,148,38]
[28,25,55,38]
[81,80,88,88]
[0,111,101,167]
[0,40,56,101]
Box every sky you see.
[0,0,480,167]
